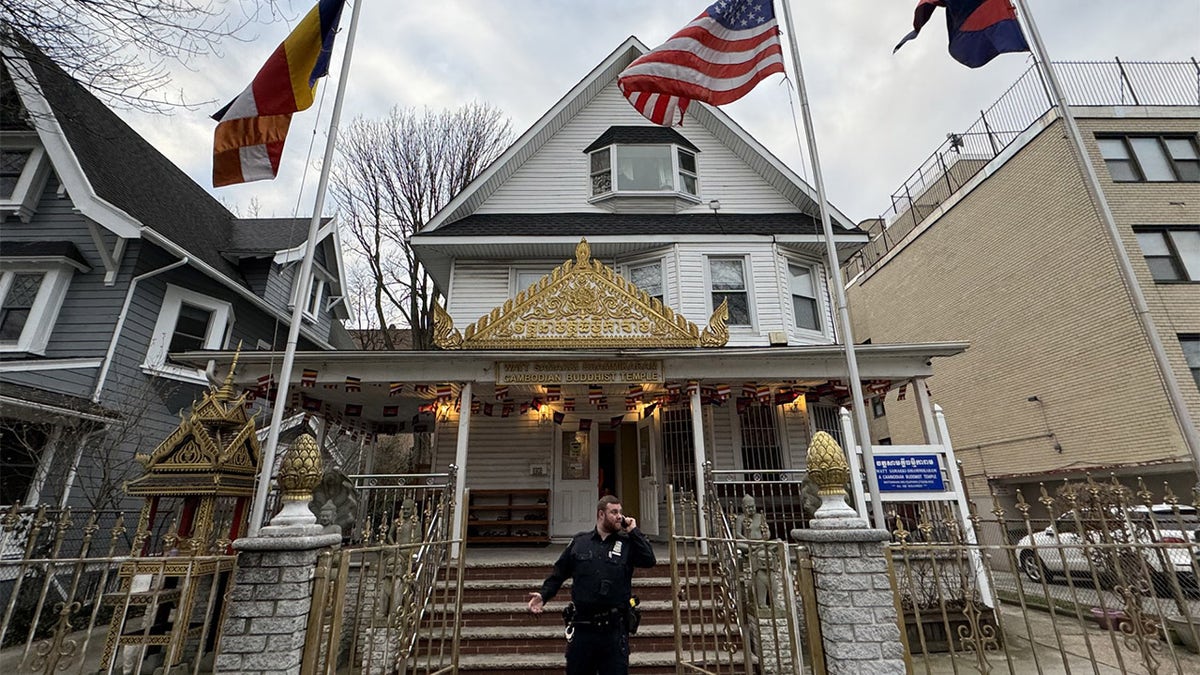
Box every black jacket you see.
[538,527,656,612]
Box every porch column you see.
[689,387,708,541]
[451,381,473,558]
[25,425,64,505]
[911,377,938,444]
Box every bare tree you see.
[1,1,284,111]
[330,103,512,349]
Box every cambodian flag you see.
[894,0,1029,68]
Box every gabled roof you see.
[420,36,857,233]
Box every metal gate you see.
[667,485,809,674]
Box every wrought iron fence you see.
[708,467,812,540]
[300,479,463,674]
[669,485,810,674]
[845,59,1200,279]
[886,475,1200,674]
[0,507,235,675]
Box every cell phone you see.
[621,516,630,529]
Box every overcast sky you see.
[118,0,1200,224]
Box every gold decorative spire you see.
[277,434,323,503]
[215,341,243,402]
[806,431,849,496]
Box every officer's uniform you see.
[538,526,656,675]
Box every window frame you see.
[786,260,824,334]
[510,265,556,298]
[142,284,234,384]
[0,262,79,355]
[1097,134,1200,183]
[588,143,700,199]
[0,133,52,223]
[622,257,667,306]
[1134,226,1200,283]
[872,396,886,419]
[1181,334,1200,392]
[705,255,755,329]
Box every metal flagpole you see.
[778,0,886,529]
[1014,0,1200,483]
[248,0,366,537]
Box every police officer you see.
[527,495,656,674]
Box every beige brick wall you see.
[847,113,1200,486]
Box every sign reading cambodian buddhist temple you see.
[497,359,664,385]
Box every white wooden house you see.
[202,38,965,541]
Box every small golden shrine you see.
[125,351,261,555]
[434,238,729,350]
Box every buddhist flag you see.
[617,0,784,126]
[212,0,347,186]
[894,0,1029,68]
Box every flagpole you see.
[248,0,365,537]
[1013,0,1200,483]
[778,0,886,529]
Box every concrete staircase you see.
[412,549,738,674]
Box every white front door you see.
[552,425,599,536]
[636,415,660,536]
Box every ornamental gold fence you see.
[300,479,463,675]
[0,505,235,675]
[886,476,1200,674]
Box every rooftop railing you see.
[844,59,1200,280]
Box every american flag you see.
[617,0,785,126]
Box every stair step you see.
[406,649,744,673]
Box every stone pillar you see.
[216,434,341,675]
[792,432,906,675]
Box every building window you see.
[513,267,553,296]
[660,406,696,494]
[1135,227,1199,282]
[738,401,784,472]
[304,274,326,320]
[0,136,52,222]
[0,421,47,505]
[872,396,886,418]
[0,266,76,354]
[1,149,31,199]
[1182,335,1200,391]
[1098,135,1200,182]
[628,260,664,304]
[590,145,699,197]
[709,258,751,326]
[788,263,821,331]
[144,285,233,382]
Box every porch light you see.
[436,402,452,423]
[787,394,808,417]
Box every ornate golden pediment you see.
[435,239,728,350]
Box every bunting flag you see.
[617,0,785,126]
[383,405,398,417]
[897,383,909,401]
[501,403,514,417]
[627,384,644,398]
[483,403,494,416]
[715,383,731,400]
[626,397,639,411]
[894,0,1029,68]
[553,411,565,425]
[579,418,592,432]
[588,386,604,404]
[756,385,772,402]
[596,398,609,411]
[520,402,530,416]
[666,382,682,398]
[610,415,625,429]
[301,395,322,412]
[545,384,561,401]
[300,369,318,387]
[494,384,509,400]
[345,403,362,417]
[418,402,436,414]
[212,0,348,186]
[389,381,404,396]
[322,383,337,390]
[414,384,432,395]
[344,376,361,392]
[563,397,575,412]
[436,384,454,402]
[644,401,658,417]
[471,400,481,414]
[775,388,800,406]
[255,373,273,394]
[742,382,757,398]
[685,380,700,396]
[866,379,892,396]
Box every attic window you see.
[0,133,51,223]
[584,126,700,201]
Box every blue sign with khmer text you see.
[874,454,944,492]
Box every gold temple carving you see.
[434,239,729,350]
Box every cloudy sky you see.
[118,0,1200,223]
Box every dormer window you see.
[584,126,700,206]
[1,133,52,223]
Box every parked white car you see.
[1016,504,1200,588]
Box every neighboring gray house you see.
[0,43,352,511]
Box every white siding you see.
[676,242,786,346]
[433,414,555,490]
[479,86,798,214]
[445,262,511,326]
